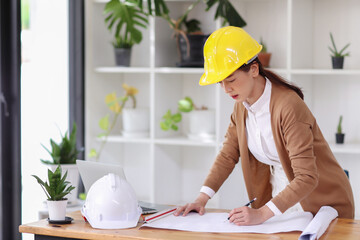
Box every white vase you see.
[47,199,68,221]
[188,109,215,140]
[46,163,79,206]
[122,108,149,138]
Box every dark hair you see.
[239,58,304,100]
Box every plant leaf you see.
[178,97,193,112]
[99,115,110,131]
[160,121,170,131]
[88,149,98,158]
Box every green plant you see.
[337,115,343,134]
[104,0,149,48]
[139,0,246,36]
[259,37,267,53]
[328,32,350,58]
[89,84,138,160]
[41,123,82,165]
[160,97,207,131]
[32,165,75,201]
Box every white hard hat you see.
[81,173,142,229]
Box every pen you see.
[227,197,257,220]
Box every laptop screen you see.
[76,160,126,193]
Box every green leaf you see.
[206,0,246,28]
[79,193,87,200]
[160,121,170,131]
[178,97,193,112]
[33,165,75,201]
[172,113,182,123]
[40,159,54,165]
[104,0,148,47]
[99,115,110,131]
[88,149,98,158]
[162,109,172,120]
[170,124,178,131]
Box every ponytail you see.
[239,58,304,100]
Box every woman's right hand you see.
[173,192,210,216]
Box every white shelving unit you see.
[85,0,360,216]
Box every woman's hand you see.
[174,193,210,216]
[228,205,274,226]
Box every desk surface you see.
[20,210,360,240]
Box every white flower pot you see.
[122,108,149,138]
[47,163,79,206]
[188,110,215,140]
[47,199,67,221]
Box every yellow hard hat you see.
[199,26,262,86]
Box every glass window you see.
[21,1,69,238]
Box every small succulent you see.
[337,115,343,134]
[32,165,75,201]
[328,33,350,58]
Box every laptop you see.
[76,160,168,214]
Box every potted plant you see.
[336,115,345,144]
[89,83,148,161]
[32,165,75,221]
[104,0,149,66]
[328,32,350,69]
[257,37,271,67]
[138,0,246,67]
[160,96,215,140]
[41,123,82,205]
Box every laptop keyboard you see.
[141,206,157,214]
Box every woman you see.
[174,26,354,225]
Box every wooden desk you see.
[19,210,360,240]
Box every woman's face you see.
[218,64,259,104]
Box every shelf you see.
[155,67,204,74]
[290,69,360,76]
[329,143,360,154]
[155,136,217,147]
[105,135,151,143]
[95,67,152,73]
[87,0,360,214]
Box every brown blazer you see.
[203,83,354,218]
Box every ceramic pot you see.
[47,199,67,221]
[47,163,79,205]
[115,48,131,66]
[258,52,272,67]
[335,133,345,144]
[176,34,209,67]
[122,108,149,138]
[331,56,344,69]
[188,110,215,141]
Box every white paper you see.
[142,211,313,233]
[299,206,338,240]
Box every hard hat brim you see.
[199,46,262,86]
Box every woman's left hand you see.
[228,205,274,226]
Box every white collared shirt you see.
[201,78,283,215]
[242,78,280,166]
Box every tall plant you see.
[89,84,138,161]
[104,0,149,48]
[138,0,246,33]
[41,123,82,165]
